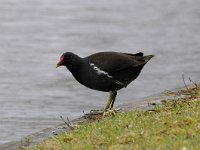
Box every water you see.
[0,0,200,144]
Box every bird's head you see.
[56,52,80,68]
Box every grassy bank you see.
[29,85,200,150]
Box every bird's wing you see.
[87,52,148,74]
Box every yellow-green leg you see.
[104,91,117,111]
[102,91,117,117]
[89,91,117,116]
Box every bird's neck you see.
[66,57,85,76]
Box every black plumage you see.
[56,51,154,112]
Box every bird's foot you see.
[102,107,121,118]
[103,109,116,118]
[88,107,121,117]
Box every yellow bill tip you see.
[56,64,60,68]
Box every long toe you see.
[103,109,116,118]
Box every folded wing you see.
[87,52,153,74]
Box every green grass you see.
[29,86,200,150]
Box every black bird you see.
[56,52,154,113]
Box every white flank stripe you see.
[90,63,112,78]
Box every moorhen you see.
[56,51,154,114]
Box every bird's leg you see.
[104,91,117,111]
[102,91,117,117]
[89,91,117,116]
[109,91,117,109]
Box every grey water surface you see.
[0,0,200,144]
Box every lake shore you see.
[0,84,199,150]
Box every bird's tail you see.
[131,54,154,67]
[143,55,155,63]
